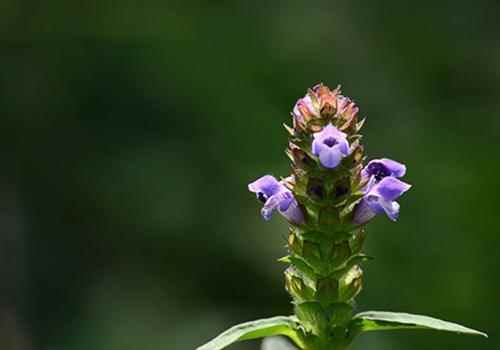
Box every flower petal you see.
[261,194,281,220]
[338,138,350,155]
[313,124,347,143]
[369,177,411,202]
[261,191,304,224]
[278,191,294,211]
[365,195,400,221]
[311,139,324,157]
[318,147,342,169]
[279,197,304,224]
[352,198,377,225]
[379,199,400,221]
[365,194,385,215]
[379,158,406,177]
[312,124,350,169]
[362,175,378,193]
[261,191,292,220]
[362,158,407,179]
[248,175,283,198]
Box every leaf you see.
[196,316,306,350]
[350,311,487,338]
[261,336,300,350]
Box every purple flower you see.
[353,158,411,224]
[353,177,411,224]
[361,158,406,181]
[312,124,350,169]
[248,175,304,224]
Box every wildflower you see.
[312,124,350,169]
[248,175,304,224]
[354,159,411,224]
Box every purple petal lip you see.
[248,175,304,224]
[365,196,400,221]
[312,124,350,169]
[364,176,410,221]
[362,158,406,180]
[248,175,282,198]
[368,177,411,202]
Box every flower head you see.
[248,175,304,224]
[354,158,411,224]
[312,124,350,169]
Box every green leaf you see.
[350,311,487,338]
[196,316,306,350]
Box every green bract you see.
[197,84,487,350]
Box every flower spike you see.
[198,83,486,350]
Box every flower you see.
[353,158,411,224]
[312,124,350,169]
[353,177,411,224]
[248,175,304,224]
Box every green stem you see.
[285,224,366,350]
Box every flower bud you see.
[314,83,340,117]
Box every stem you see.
[285,219,366,349]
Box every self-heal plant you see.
[197,84,487,350]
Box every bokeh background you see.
[1,1,499,349]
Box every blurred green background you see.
[1,1,499,349]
